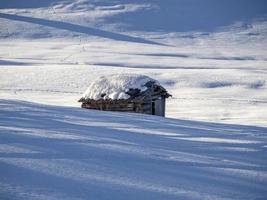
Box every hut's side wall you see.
[151,98,165,117]
[157,98,166,117]
[162,98,166,117]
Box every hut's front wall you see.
[81,100,152,115]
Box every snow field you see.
[0,100,267,199]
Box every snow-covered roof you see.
[81,74,160,100]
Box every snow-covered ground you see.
[1,0,267,126]
[1,100,267,200]
[1,0,267,199]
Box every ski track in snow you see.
[0,100,267,200]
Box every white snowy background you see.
[0,0,267,199]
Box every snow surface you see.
[82,74,158,100]
[0,100,267,200]
[1,0,267,199]
[0,0,267,126]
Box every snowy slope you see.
[0,99,267,200]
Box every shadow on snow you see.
[0,12,164,46]
[0,100,267,199]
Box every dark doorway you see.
[152,101,155,115]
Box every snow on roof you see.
[82,74,160,100]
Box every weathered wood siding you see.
[81,100,153,114]
[81,97,167,116]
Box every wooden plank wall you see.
[81,100,153,115]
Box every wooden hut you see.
[78,74,171,117]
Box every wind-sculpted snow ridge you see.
[0,100,267,200]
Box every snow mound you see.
[82,74,159,100]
